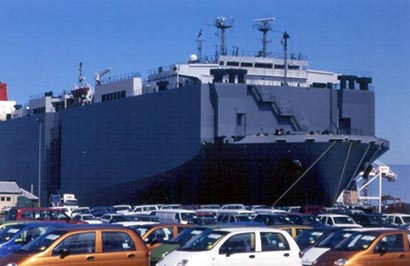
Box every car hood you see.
[302,247,330,265]
[157,250,212,266]
[314,250,357,266]
[151,244,180,260]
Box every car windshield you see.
[317,231,354,248]
[334,232,377,251]
[179,230,229,251]
[167,228,208,244]
[18,230,66,252]
[334,217,355,224]
[82,215,97,220]
[402,216,410,223]
[296,230,325,245]
[181,213,197,221]
[0,224,25,243]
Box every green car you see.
[150,227,208,266]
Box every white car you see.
[72,214,102,224]
[383,213,410,226]
[157,226,301,266]
[317,213,362,227]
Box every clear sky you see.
[0,0,409,164]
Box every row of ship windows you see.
[32,107,46,114]
[220,61,302,70]
[101,90,126,102]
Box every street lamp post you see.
[37,118,43,207]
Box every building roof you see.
[0,181,21,194]
[20,188,38,200]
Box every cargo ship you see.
[0,18,389,207]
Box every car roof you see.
[51,224,126,232]
[209,226,281,233]
[318,213,351,217]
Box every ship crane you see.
[94,67,111,85]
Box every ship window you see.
[219,61,225,66]
[288,65,300,70]
[255,63,273,69]
[241,62,253,67]
[274,64,285,69]
[101,90,126,102]
[227,61,240,66]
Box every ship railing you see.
[100,72,141,85]
[336,128,363,136]
[147,57,219,76]
[226,50,307,61]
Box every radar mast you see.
[254,17,275,57]
[214,17,233,56]
[282,31,290,86]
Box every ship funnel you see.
[0,82,8,101]
[210,69,247,84]
[338,75,357,90]
[356,77,372,91]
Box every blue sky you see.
[0,0,409,164]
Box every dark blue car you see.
[0,222,64,258]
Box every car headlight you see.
[334,258,347,266]
[6,263,18,266]
[176,259,189,266]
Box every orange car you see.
[127,223,193,250]
[313,229,410,266]
[0,225,149,266]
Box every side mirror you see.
[378,242,388,256]
[59,248,70,259]
[220,246,233,257]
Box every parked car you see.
[150,227,208,265]
[270,224,313,239]
[187,217,217,226]
[128,204,159,215]
[100,213,138,223]
[253,213,293,225]
[70,206,92,217]
[153,209,197,224]
[217,213,253,223]
[5,207,84,224]
[295,226,348,251]
[313,229,410,266]
[126,223,193,251]
[383,213,410,226]
[0,224,150,266]
[72,214,103,224]
[0,222,62,258]
[285,213,323,227]
[91,205,116,218]
[350,213,392,227]
[317,213,362,227]
[301,228,382,266]
[157,226,301,266]
[113,204,132,214]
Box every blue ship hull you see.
[0,82,389,207]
